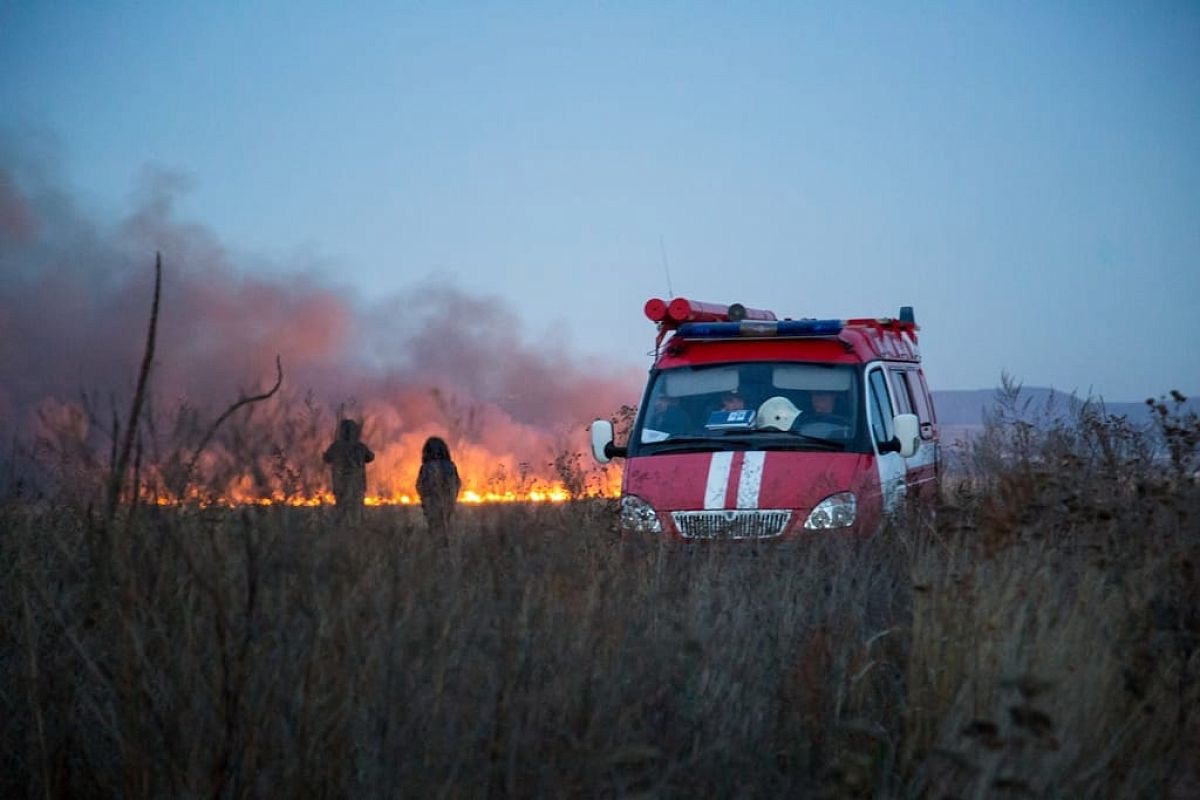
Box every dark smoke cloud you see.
[0,153,641,496]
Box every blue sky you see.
[3,1,1198,401]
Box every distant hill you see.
[931,388,1198,428]
[929,388,1200,465]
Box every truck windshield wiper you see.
[642,436,754,454]
[750,430,847,451]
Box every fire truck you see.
[590,297,940,539]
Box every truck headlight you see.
[620,495,663,533]
[803,492,857,530]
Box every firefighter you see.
[721,390,746,411]
[807,390,850,426]
[649,393,689,435]
[323,419,375,514]
[417,436,462,540]
[811,390,837,415]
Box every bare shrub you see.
[906,381,1199,797]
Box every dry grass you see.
[2,387,1198,798]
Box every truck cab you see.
[591,298,940,539]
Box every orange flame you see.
[43,393,630,508]
[145,455,622,507]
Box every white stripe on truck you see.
[704,452,733,509]
[737,451,764,509]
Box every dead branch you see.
[182,356,284,493]
[105,253,161,523]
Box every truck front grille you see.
[672,510,792,539]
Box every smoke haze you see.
[0,157,642,499]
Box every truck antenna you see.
[659,234,674,299]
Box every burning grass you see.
[2,388,1198,797]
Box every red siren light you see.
[644,297,670,322]
[666,297,777,324]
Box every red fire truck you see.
[590,297,940,539]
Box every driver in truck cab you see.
[720,390,746,412]
[591,297,940,540]
[809,390,839,418]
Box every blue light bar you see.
[676,319,844,338]
[778,319,843,335]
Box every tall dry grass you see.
[1,384,1197,798]
[904,383,1200,798]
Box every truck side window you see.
[915,370,937,424]
[868,369,895,446]
[889,369,914,414]
[910,369,937,439]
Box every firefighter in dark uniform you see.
[323,419,375,515]
[416,436,462,540]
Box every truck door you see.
[867,366,906,514]
[888,366,940,499]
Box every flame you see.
[142,456,623,507]
[150,484,616,507]
[32,385,630,509]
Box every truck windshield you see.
[632,362,865,454]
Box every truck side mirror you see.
[590,419,626,463]
[893,413,920,458]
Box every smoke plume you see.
[0,159,641,501]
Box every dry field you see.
[2,391,1198,798]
